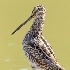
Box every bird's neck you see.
[30,17,44,37]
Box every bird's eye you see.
[38,8,40,10]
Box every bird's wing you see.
[28,36,57,64]
[40,36,57,60]
[27,36,63,69]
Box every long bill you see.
[11,15,33,35]
[11,9,38,35]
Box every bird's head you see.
[32,5,46,19]
[11,5,46,35]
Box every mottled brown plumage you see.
[12,5,64,70]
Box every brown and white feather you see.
[22,5,64,70]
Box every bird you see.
[11,5,64,70]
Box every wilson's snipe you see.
[12,5,64,70]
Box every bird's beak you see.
[11,10,38,35]
[11,15,33,35]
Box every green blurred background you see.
[0,0,70,70]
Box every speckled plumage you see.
[12,5,64,70]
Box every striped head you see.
[11,5,46,35]
[32,5,46,19]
